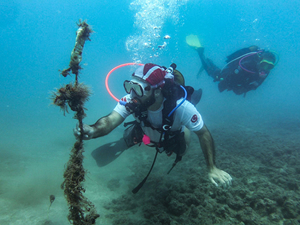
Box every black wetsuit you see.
[198,47,269,96]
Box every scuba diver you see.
[186,34,277,96]
[74,63,232,193]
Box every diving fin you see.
[196,66,204,79]
[186,34,202,49]
[191,88,202,106]
[186,34,204,78]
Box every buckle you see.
[162,124,171,131]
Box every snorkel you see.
[105,63,143,106]
[105,63,159,114]
[105,63,187,117]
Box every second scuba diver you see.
[186,34,277,97]
[74,63,232,193]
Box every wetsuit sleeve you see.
[177,100,204,131]
[113,95,131,119]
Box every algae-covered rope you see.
[51,20,99,225]
[60,20,93,84]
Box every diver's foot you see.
[191,88,202,106]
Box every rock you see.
[282,198,298,219]
[167,199,187,216]
[253,198,277,216]
[236,207,261,225]
[269,213,282,222]
[227,196,245,210]
[189,204,199,218]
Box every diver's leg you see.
[197,48,221,81]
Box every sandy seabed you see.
[0,119,299,225]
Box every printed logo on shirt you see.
[191,114,198,123]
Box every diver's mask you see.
[124,79,152,98]
[123,78,158,114]
[124,78,164,98]
[259,59,275,71]
[258,59,275,78]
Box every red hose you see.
[105,63,143,102]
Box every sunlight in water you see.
[126,0,188,63]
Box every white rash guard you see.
[114,94,204,143]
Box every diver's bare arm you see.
[194,125,216,170]
[91,111,124,138]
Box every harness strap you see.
[131,77,186,193]
[167,155,182,174]
[124,120,137,127]
[158,90,177,145]
[132,150,159,194]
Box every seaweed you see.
[51,83,90,116]
[51,20,99,225]
[59,19,93,83]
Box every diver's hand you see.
[73,123,95,140]
[208,167,232,187]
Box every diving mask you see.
[258,59,275,78]
[259,59,275,71]
[123,79,152,97]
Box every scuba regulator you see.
[123,63,177,119]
